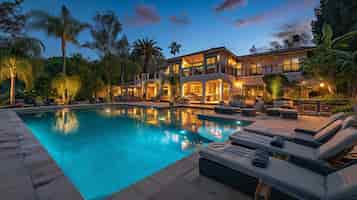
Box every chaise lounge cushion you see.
[317,128,357,160]
[199,143,325,199]
[313,120,343,143]
[341,116,357,129]
[326,164,357,200]
[229,131,318,161]
[294,112,345,134]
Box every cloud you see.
[169,15,191,25]
[215,0,247,12]
[125,4,160,26]
[234,0,318,27]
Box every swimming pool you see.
[20,106,248,200]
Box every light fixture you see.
[236,121,241,125]
[319,82,325,88]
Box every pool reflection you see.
[53,108,79,134]
[98,106,242,142]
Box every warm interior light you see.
[234,81,243,89]
[320,83,325,88]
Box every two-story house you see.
[117,46,314,104]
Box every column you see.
[219,79,223,102]
[201,81,206,104]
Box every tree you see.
[132,38,163,73]
[262,74,290,100]
[28,5,88,74]
[51,74,81,104]
[169,42,181,56]
[312,0,357,49]
[303,24,357,95]
[0,55,33,104]
[0,0,25,37]
[85,11,127,101]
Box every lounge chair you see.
[229,127,357,174]
[294,112,346,134]
[214,105,241,114]
[242,115,356,147]
[199,142,357,200]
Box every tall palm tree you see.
[169,41,181,56]
[132,38,162,73]
[84,11,124,101]
[28,5,88,75]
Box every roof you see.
[166,46,237,63]
[237,46,315,59]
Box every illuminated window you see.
[250,64,262,75]
[283,58,300,72]
[235,63,242,76]
[192,62,203,67]
[173,64,180,74]
[206,57,217,65]
[164,66,170,75]
[292,58,300,71]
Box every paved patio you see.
[0,111,82,200]
[0,104,330,200]
[109,153,251,200]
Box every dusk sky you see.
[20,0,320,59]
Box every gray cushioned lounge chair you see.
[243,115,355,147]
[245,112,345,138]
[199,142,357,200]
[294,112,346,134]
[229,127,357,174]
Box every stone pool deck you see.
[0,111,82,200]
[109,153,251,200]
[0,104,329,200]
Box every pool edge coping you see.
[1,110,84,200]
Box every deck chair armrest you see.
[291,138,321,148]
[294,128,317,135]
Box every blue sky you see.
[19,0,319,59]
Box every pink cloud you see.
[126,4,160,26]
[235,0,318,27]
[169,15,191,25]
[215,0,247,12]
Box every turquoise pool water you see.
[20,107,248,200]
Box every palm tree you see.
[303,24,357,95]
[0,36,43,105]
[132,38,162,73]
[28,5,88,74]
[169,42,181,56]
[84,11,124,101]
[0,55,33,105]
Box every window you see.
[283,58,300,72]
[250,64,262,75]
[206,57,217,65]
[164,67,170,75]
[235,63,242,76]
[162,86,169,96]
[192,62,203,67]
[173,64,180,74]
